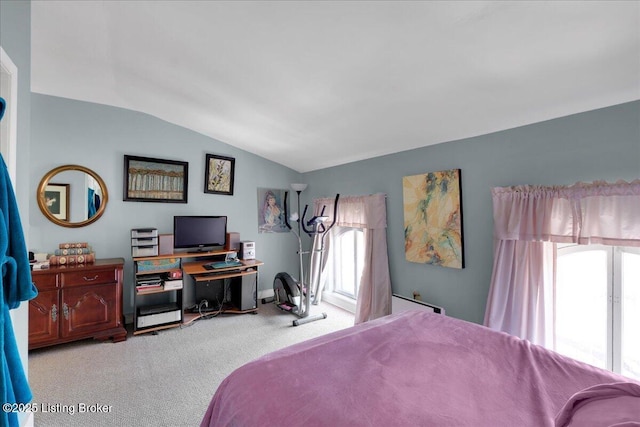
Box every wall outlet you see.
[413,291,422,301]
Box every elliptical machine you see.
[272,190,339,326]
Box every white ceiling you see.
[31,1,640,173]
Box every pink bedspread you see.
[201,310,638,426]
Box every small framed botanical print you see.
[204,154,235,196]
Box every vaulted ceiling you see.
[31,1,640,172]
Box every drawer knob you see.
[83,275,99,281]
[51,304,58,322]
[62,303,70,320]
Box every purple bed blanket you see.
[201,310,639,426]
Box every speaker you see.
[232,273,257,310]
[225,232,240,251]
[159,234,174,255]
[240,241,255,260]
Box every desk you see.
[182,258,264,324]
[132,251,263,334]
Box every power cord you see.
[198,281,228,319]
[187,278,232,323]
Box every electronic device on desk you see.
[204,252,242,270]
[173,215,227,253]
[240,241,255,260]
[232,274,258,310]
[203,262,242,271]
[225,232,241,251]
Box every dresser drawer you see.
[31,273,58,291]
[61,269,117,287]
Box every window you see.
[555,244,640,380]
[329,227,365,300]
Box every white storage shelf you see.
[131,228,158,239]
[132,245,159,257]
[131,228,159,257]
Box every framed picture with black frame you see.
[44,183,70,221]
[123,155,189,203]
[204,154,235,196]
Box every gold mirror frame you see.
[37,165,109,228]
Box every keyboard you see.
[203,261,243,270]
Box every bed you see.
[201,310,640,426]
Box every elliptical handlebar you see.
[324,194,339,234]
[283,190,292,230]
[301,204,309,232]
[301,194,339,236]
[283,190,340,237]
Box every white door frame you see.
[1,46,18,184]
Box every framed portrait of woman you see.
[257,188,289,233]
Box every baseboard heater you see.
[391,294,445,315]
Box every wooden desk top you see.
[132,250,234,262]
[182,259,264,276]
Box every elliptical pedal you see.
[277,301,297,312]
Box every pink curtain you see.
[313,193,391,324]
[484,180,640,346]
[484,240,555,346]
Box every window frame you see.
[329,226,365,300]
[614,246,640,376]
[555,243,640,377]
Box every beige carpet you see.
[28,301,354,426]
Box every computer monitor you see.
[173,215,227,252]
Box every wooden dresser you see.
[29,258,127,349]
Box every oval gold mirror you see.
[37,165,109,228]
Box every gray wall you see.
[29,94,303,315]
[305,101,640,323]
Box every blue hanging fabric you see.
[0,98,38,426]
[87,187,96,218]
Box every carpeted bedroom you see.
[28,301,354,426]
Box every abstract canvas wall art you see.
[402,169,464,269]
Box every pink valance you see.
[492,179,640,247]
[314,193,387,230]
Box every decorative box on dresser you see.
[29,258,127,349]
